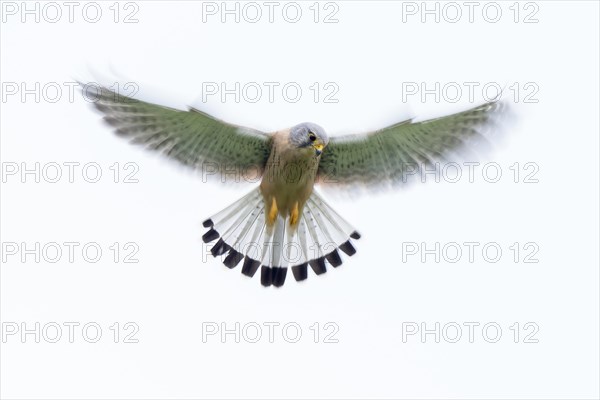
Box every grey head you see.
[289,122,329,156]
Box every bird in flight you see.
[85,84,505,288]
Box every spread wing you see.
[317,101,507,189]
[85,84,272,179]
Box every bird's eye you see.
[308,132,317,142]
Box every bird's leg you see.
[267,196,278,226]
[290,201,299,226]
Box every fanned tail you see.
[202,188,360,288]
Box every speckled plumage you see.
[260,129,322,223]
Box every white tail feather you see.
[202,187,360,287]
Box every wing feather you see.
[85,84,272,180]
[317,101,507,189]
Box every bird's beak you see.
[313,142,324,156]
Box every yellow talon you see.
[267,197,278,226]
[290,202,299,226]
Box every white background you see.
[1,1,599,399]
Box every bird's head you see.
[289,122,329,157]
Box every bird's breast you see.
[260,145,320,216]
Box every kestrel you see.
[86,84,505,288]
